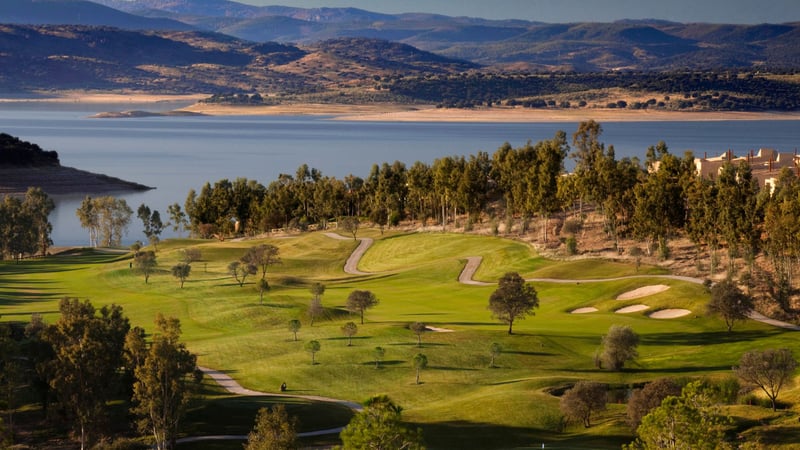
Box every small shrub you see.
[565,237,578,255]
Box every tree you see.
[304,340,320,365]
[43,298,130,450]
[627,381,730,450]
[137,204,165,251]
[22,187,55,256]
[257,278,270,305]
[130,314,198,450]
[341,321,358,346]
[166,203,189,237]
[244,404,298,450]
[373,346,385,369]
[559,381,607,428]
[707,279,754,332]
[339,216,360,240]
[487,272,538,334]
[288,320,301,342]
[181,248,202,264]
[134,250,158,284]
[171,263,191,288]
[243,244,281,281]
[600,324,639,370]
[410,322,426,347]
[338,395,424,450]
[76,196,133,247]
[412,353,428,385]
[308,283,325,325]
[346,290,379,324]
[626,378,681,430]
[734,348,797,411]
[228,261,256,287]
[489,342,503,368]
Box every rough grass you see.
[2,230,799,449]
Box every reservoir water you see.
[1,102,798,246]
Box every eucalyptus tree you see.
[406,161,434,223]
[762,168,800,293]
[686,176,722,276]
[137,204,164,251]
[288,320,301,341]
[76,196,132,247]
[166,203,189,237]
[130,314,197,450]
[459,152,491,221]
[43,298,130,450]
[0,195,34,260]
[528,131,568,242]
[21,187,55,255]
[716,161,762,276]
[244,404,298,450]
[631,150,694,258]
[412,353,428,385]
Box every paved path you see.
[324,232,373,275]
[176,367,363,445]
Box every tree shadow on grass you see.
[641,329,784,346]
[504,350,558,357]
[360,360,405,367]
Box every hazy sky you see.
[237,0,800,23]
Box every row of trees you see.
[0,299,197,449]
[0,187,54,259]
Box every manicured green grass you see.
[2,230,798,449]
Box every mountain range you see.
[5,0,800,71]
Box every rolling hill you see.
[86,0,800,71]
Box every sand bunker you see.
[615,304,650,314]
[570,307,599,314]
[649,309,691,319]
[616,284,670,300]
[425,326,454,333]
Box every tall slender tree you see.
[130,315,197,450]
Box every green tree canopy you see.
[487,272,538,334]
[338,396,424,450]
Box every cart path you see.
[460,256,799,331]
[324,232,373,275]
[176,367,363,445]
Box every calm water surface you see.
[1,103,798,246]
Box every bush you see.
[565,237,578,255]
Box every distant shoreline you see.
[0,165,154,196]
[2,92,800,123]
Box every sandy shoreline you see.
[3,92,800,123]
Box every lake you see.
[1,102,798,246]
